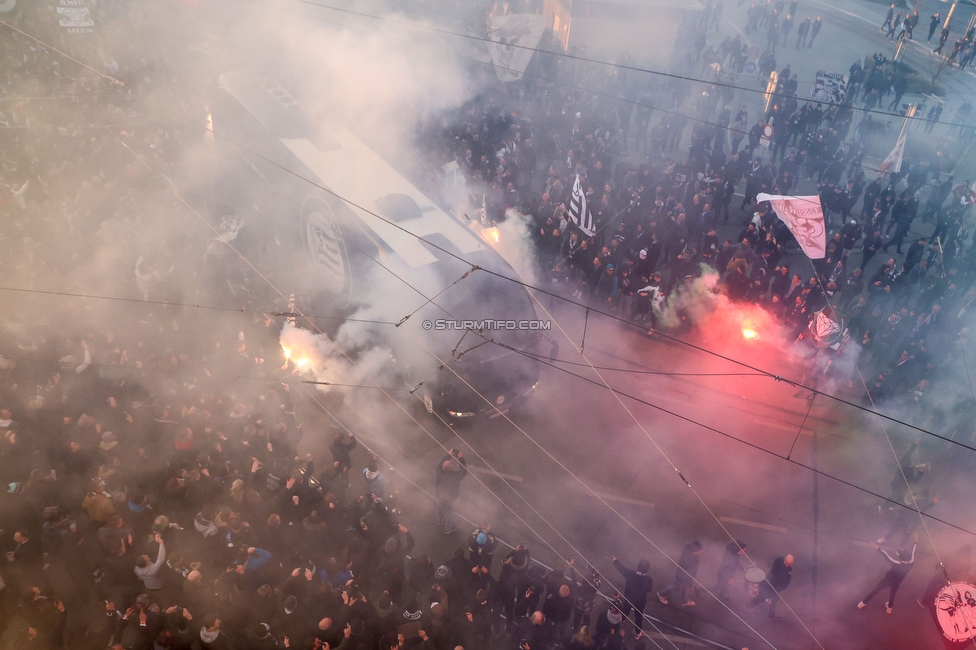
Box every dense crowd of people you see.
[1,0,975,649]
[0,4,766,650]
[424,2,976,440]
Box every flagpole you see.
[877,104,914,178]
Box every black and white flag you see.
[568,174,594,236]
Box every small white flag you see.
[757,193,827,259]
[567,175,595,237]
[878,129,907,174]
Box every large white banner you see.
[757,193,827,259]
[487,14,549,83]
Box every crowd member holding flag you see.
[567,174,596,238]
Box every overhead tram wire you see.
[362,272,784,649]
[517,350,767,376]
[280,0,973,133]
[101,122,692,650]
[269,145,800,647]
[857,367,950,578]
[391,310,787,650]
[488,336,976,538]
[0,19,125,87]
[191,108,785,647]
[436,45,950,197]
[0,285,397,326]
[199,118,976,456]
[104,56,904,650]
[221,122,976,548]
[470,244,827,649]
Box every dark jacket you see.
[434,454,467,501]
[611,559,654,607]
[767,557,793,592]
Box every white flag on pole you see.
[757,193,827,259]
[567,175,594,237]
[878,129,907,173]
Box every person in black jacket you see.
[434,449,467,535]
[610,556,653,638]
[714,541,747,600]
[858,541,917,613]
[592,603,625,650]
[749,554,793,619]
[657,542,702,607]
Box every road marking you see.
[468,466,523,482]
[809,0,874,26]
[593,492,655,508]
[719,516,788,533]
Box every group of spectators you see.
[1,1,974,650]
[0,5,648,650]
[0,4,781,650]
[425,13,976,440]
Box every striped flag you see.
[479,193,489,226]
[568,174,595,236]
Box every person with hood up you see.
[611,556,654,638]
[593,602,625,650]
[199,615,230,649]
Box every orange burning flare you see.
[741,327,758,340]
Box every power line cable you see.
[111,98,952,648]
[490,337,976,537]
[271,151,806,644]
[183,112,790,645]
[199,113,976,454]
[0,19,124,86]
[437,42,949,195]
[0,285,396,325]
[490,266,827,647]
[393,317,788,649]
[521,349,767,376]
[101,124,702,650]
[280,0,974,132]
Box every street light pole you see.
[945,0,958,29]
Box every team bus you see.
[209,71,541,421]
